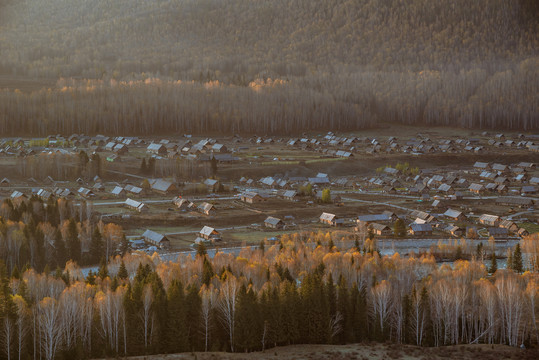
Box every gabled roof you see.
[370,223,391,231]
[111,186,124,195]
[10,190,25,199]
[320,212,336,221]
[198,202,215,212]
[492,163,507,171]
[265,216,283,226]
[200,226,219,236]
[473,161,489,169]
[147,143,165,151]
[438,183,452,192]
[150,179,175,192]
[242,191,262,199]
[469,183,484,191]
[125,184,143,194]
[283,190,298,198]
[444,209,463,218]
[142,229,167,243]
[445,225,462,233]
[479,214,499,223]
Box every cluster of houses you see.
[283,132,539,157]
[311,204,531,240]
[139,225,224,250]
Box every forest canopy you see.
[0,0,537,134]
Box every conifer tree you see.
[89,226,104,265]
[489,251,498,274]
[118,261,128,280]
[394,219,406,238]
[97,257,108,280]
[512,243,523,273]
[120,234,130,256]
[184,285,202,350]
[166,280,188,352]
[336,275,352,344]
[66,218,81,263]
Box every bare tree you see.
[37,297,63,360]
[200,284,217,352]
[141,284,153,350]
[218,273,239,352]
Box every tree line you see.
[0,196,126,274]
[0,231,537,359]
[0,64,537,137]
[0,0,537,133]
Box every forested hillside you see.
[0,233,537,359]
[0,0,538,133]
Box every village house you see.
[125,198,148,212]
[469,183,485,194]
[142,229,170,249]
[37,189,53,201]
[445,225,464,237]
[105,142,116,151]
[150,179,177,194]
[488,227,509,239]
[199,226,221,241]
[125,184,143,195]
[473,162,489,171]
[282,190,298,201]
[264,216,284,229]
[521,186,537,195]
[320,212,342,226]
[369,223,392,236]
[204,178,221,192]
[10,191,26,204]
[211,144,228,153]
[241,191,265,204]
[443,209,466,222]
[438,183,454,194]
[357,213,394,228]
[409,210,436,223]
[499,220,519,233]
[111,186,125,197]
[198,202,216,215]
[147,143,167,156]
[172,196,192,210]
[409,223,433,236]
[478,214,500,227]
[113,143,128,155]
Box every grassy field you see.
[102,343,537,360]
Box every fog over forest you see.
[0,0,537,134]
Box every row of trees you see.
[0,232,536,359]
[0,63,536,137]
[0,0,537,132]
[0,197,125,272]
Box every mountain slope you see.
[0,0,537,133]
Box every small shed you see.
[264,216,284,229]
